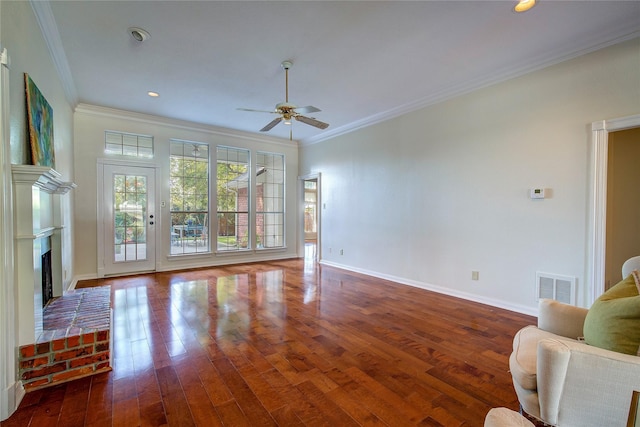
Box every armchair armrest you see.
[537,299,588,339]
[537,338,640,427]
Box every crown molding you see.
[302,30,640,146]
[29,0,78,106]
[75,104,297,148]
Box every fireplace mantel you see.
[11,165,76,346]
[11,165,76,195]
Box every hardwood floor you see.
[2,258,535,427]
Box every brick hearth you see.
[18,286,112,391]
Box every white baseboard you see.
[0,380,24,422]
[319,260,538,317]
[70,274,98,288]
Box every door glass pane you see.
[304,181,317,234]
[113,173,147,262]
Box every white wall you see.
[0,1,75,420]
[300,38,640,314]
[73,106,299,278]
[3,1,75,289]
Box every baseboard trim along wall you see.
[320,260,538,317]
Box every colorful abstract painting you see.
[25,73,55,167]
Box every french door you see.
[100,163,156,276]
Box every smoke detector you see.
[128,27,150,42]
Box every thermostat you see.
[530,188,546,199]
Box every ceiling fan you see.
[238,61,329,135]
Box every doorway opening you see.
[589,114,640,305]
[301,174,320,263]
[604,127,640,290]
[97,161,157,277]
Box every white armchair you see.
[509,298,640,426]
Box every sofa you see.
[509,285,640,426]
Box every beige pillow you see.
[583,272,640,355]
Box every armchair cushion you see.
[537,298,588,339]
[510,325,577,391]
[583,272,640,355]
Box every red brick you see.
[52,338,66,351]
[53,345,93,362]
[20,356,49,370]
[51,366,93,383]
[36,342,50,354]
[20,345,35,358]
[96,330,109,341]
[21,362,66,380]
[95,362,111,370]
[69,352,109,369]
[82,333,95,345]
[95,342,109,352]
[66,335,81,348]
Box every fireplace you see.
[12,166,111,391]
[11,165,76,346]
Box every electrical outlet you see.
[472,271,479,280]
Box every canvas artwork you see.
[25,73,55,168]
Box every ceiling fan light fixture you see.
[514,0,536,13]
[128,27,151,42]
[238,60,329,135]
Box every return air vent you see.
[536,272,576,305]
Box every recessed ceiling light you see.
[514,0,536,12]
[147,91,159,97]
[128,27,151,42]
[514,0,536,13]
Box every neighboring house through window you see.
[216,146,250,252]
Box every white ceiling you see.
[39,1,640,144]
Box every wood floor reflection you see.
[2,259,534,427]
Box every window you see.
[256,152,285,249]
[105,131,153,158]
[169,141,209,255]
[216,146,250,251]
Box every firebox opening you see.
[42,249,53,307]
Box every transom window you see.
[105,131,153,158]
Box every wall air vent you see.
[536,272,576,305]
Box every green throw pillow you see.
[583,272,640,355]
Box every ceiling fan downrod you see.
[282,61,292,103]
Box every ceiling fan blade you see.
[237,107,277,114]
[295,105,321,114]
[260,117,283,132]
[295,115,329,130]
